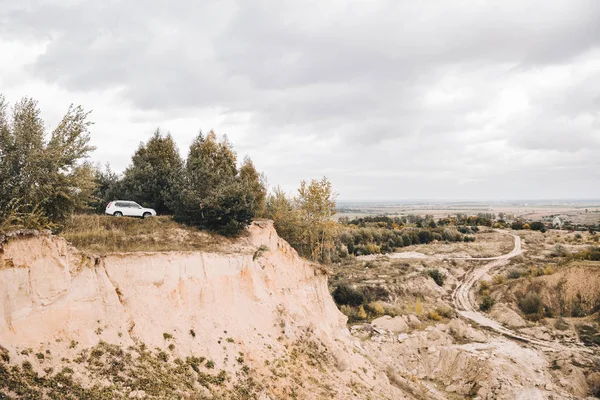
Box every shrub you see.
[573,246,600,261]
[543,266,554,275]
[428,311,442,321]
[492,275,506,285]
[518,292,544,315]
[367,302,385,317]
[436,306,455,319]
[479,295,494,311]
[339,305,354,318]
[506,269,522,279]
[529,221,546,232]
[550,244,568,257]
[415,298,423,315]
[356,305,367,320]
[478,280,491,293]
[425,269,446,287]
[332,284,365,306]
[383,305,402,317]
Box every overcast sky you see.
[1,0,599,201]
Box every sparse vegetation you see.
[518,292,544,315]
[253,244,270,261]
[60,214,224,253]
[0,341,238,399]
[425,269,446,287]
[479,295,494,312]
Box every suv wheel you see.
[142,212,151,219]
[114,211,123,217]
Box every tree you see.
[0,95,96,228]
[266,186,301,247]
[89,164,123,213]
[121,129,183,214]
[171,131,258,236]
[296,177,338,262]
[239,157,267,217]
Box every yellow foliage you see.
[415,298,423,316]
[370,302,385,317]
[479,280,491,293]
[356,305,367,320]
[523,223,531,230]
[427,311,442,321]
[492,275,506,285]
[366,243,381,254]
[544,266,554,275]
[340,305,353,317]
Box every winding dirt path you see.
[450,231,592,353]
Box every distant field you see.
[335,200,600,225]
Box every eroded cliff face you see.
[0,222,406,399]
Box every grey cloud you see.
[1,0,599,199]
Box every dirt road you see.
[451,231,592,353]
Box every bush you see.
[415,298,423,315]
[332,284,365,306]
[478,280,491,293]
[550,244,568,257]
[573,246,600,261]
[356,305,367,320]
[479,295,494,311]
[427,311,442,321]
[435,306,455,319]
[506,269,522,279]
[492,275,506,285]
[529,221,546,232]
[425,269,446,287]
[366,302,385,317]
[518,292,544,315]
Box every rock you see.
[397,333,409,342]
[372,315,409,333]
[447,318,487,343]
[405,314,421,328]
[489,303,528,329]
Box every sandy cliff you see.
[0,222,405,399]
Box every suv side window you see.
[115,202,126,207]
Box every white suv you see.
[105,201,157,218]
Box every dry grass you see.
[60,214,231,254]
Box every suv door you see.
[114,202,127,215]
[131,202,144,217]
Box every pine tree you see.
[172,131,257,236]
[239,157,267,217]
[121,129,183,214]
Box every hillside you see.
[0,221,406,399]
[1,221,599,399]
